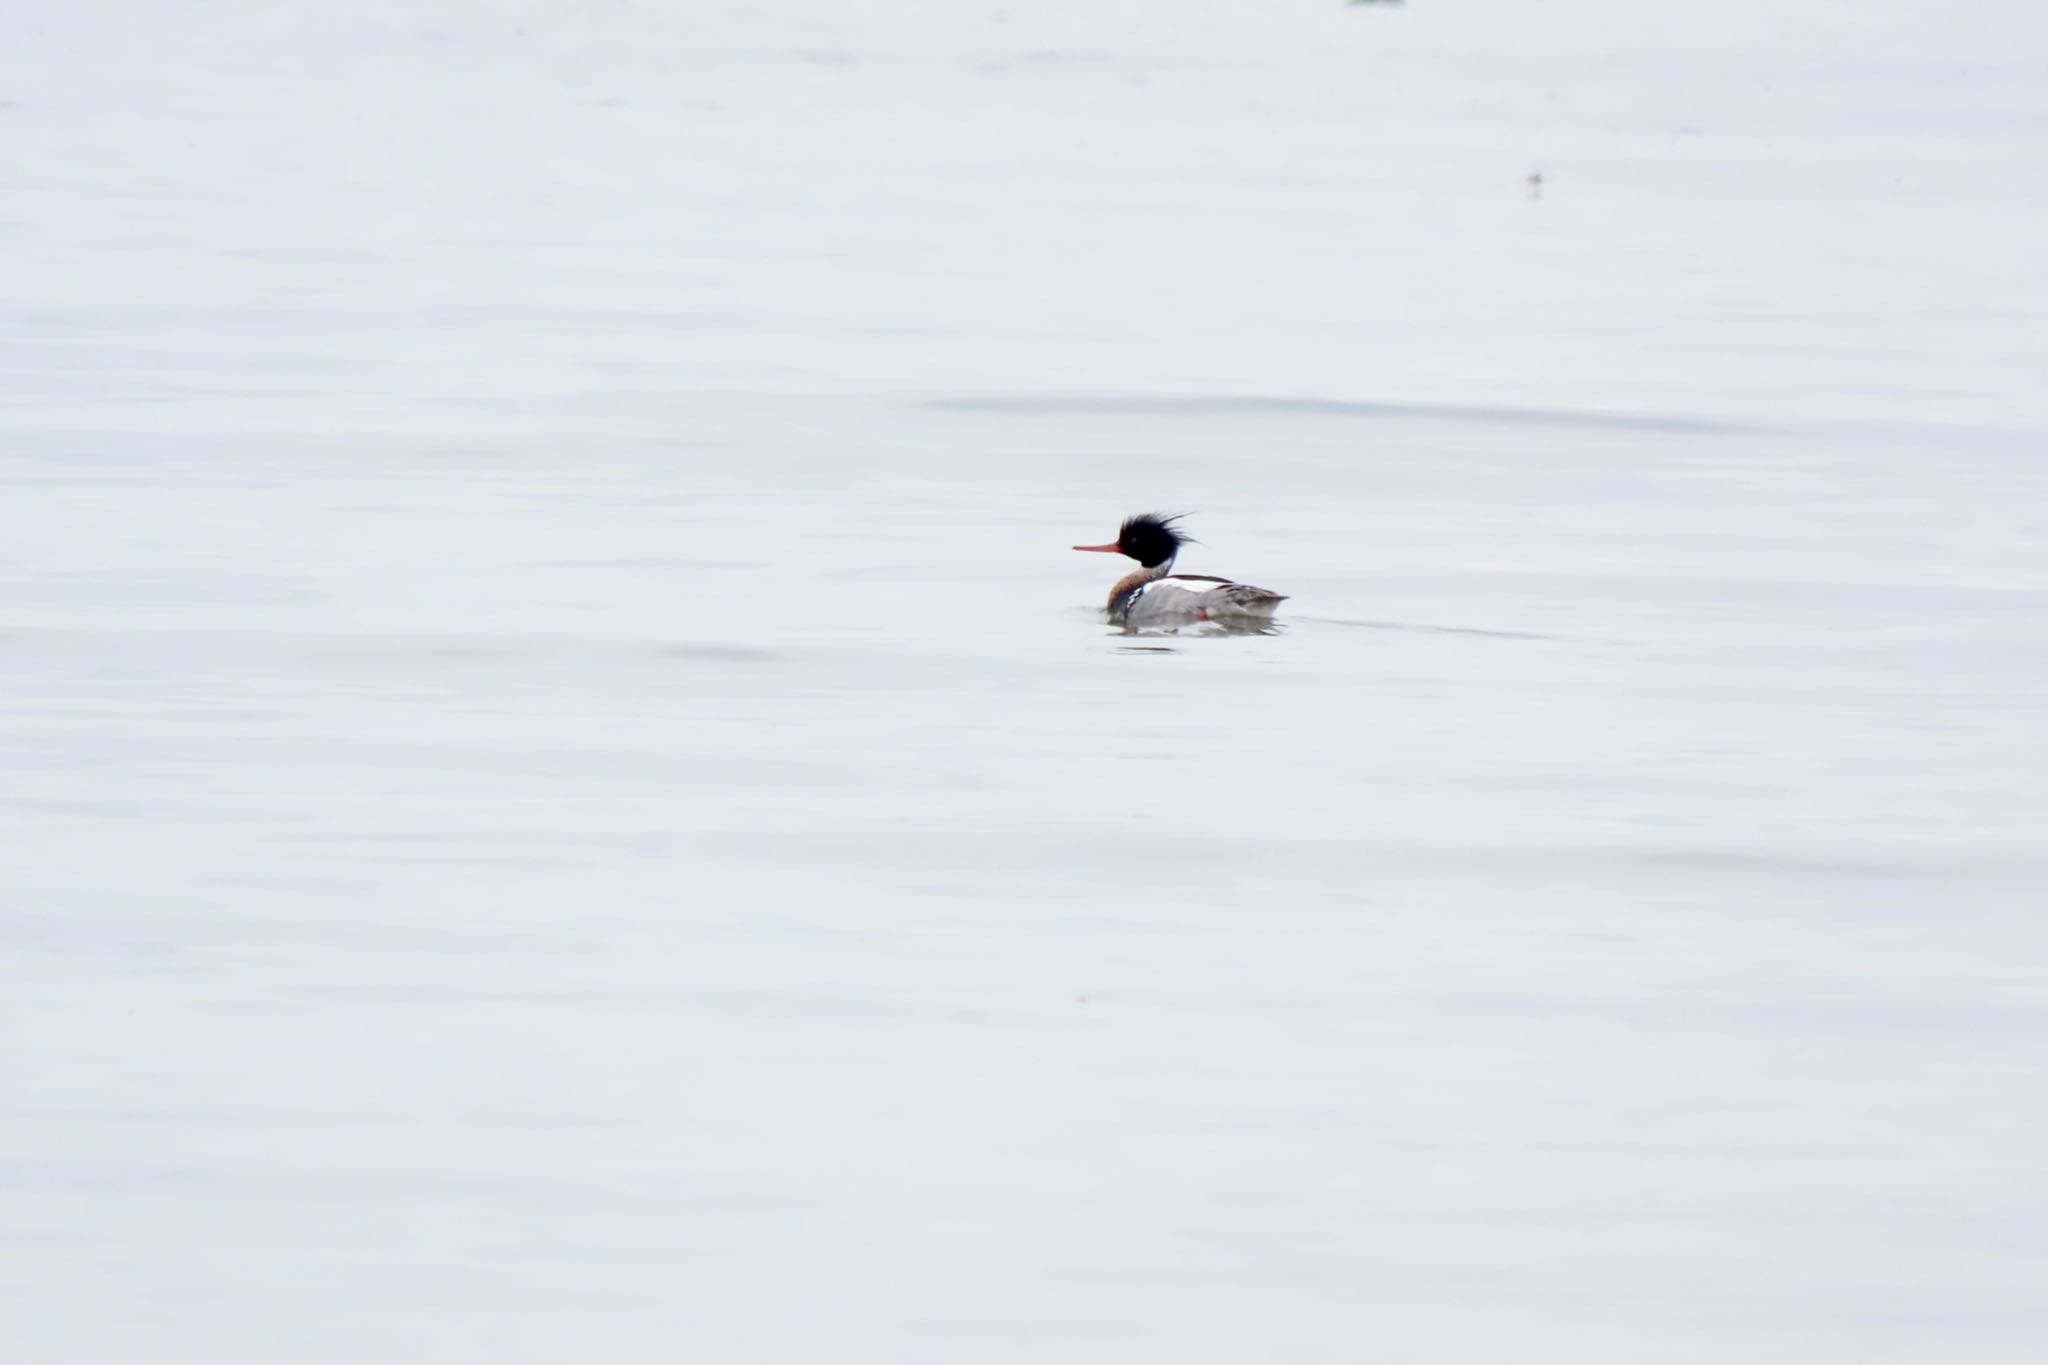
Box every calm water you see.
[5,2,2048,1362]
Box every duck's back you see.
[1119,574,1287,626]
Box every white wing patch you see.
[1156,577,1230,594]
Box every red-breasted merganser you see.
[1073,513,1287,628]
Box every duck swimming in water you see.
[1073,513,1287,629]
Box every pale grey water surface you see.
[5,3,2048,1363]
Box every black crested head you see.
[1119,513,1189,568]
